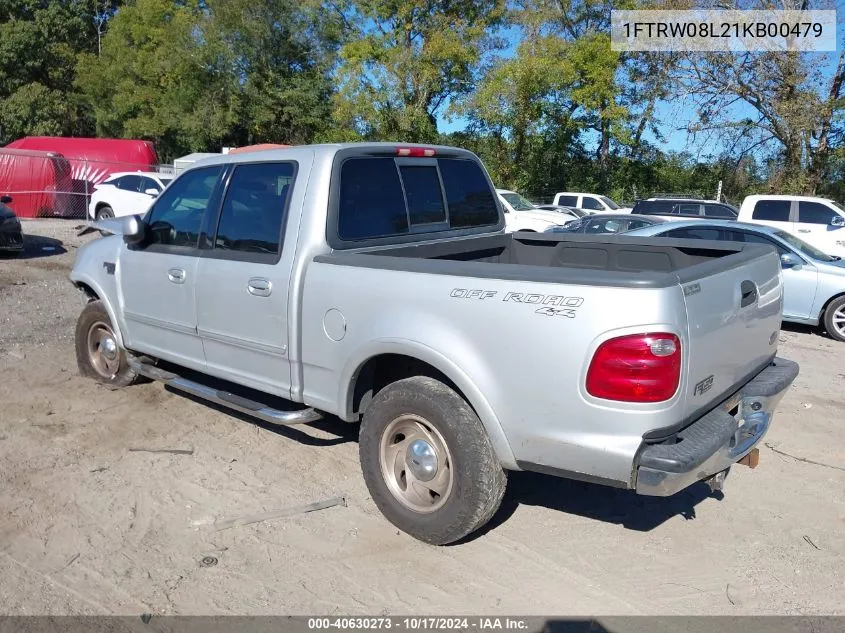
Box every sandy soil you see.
[0,220,843,615]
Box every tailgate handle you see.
[740,280,757,308]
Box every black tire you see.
[359,376,507,545]
[75,300,140,387]
[823,296,845,342]
[96,206,114,220]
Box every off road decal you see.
[450,288,584,317]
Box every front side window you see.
[145,165,223,248]
[214,162,295,260]
[798,201,837,225]
[752,200,791,222]
[704,203,736,218]
[600,196,620,210]
[140,177,160,193]
[119,175,142,192]
[501,192,534,211]
[774,230,837,261]
[582,197,603,210]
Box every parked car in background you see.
[737,195,845,258]
[0,148,73,218]
[547,214,668,235]
[495,189,577,232]
[552,192,632,213]
[0,195,23,254]
[5,137,159,218]
[88,172,172,220]
[625,219,845,342]
[535,204,593,218]
[631,197,738,219]
[71,142,797,544]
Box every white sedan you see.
[88,172,172,220]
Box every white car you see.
[552,192,632,214]
[88,172,173,220]
[737,194,845,257]
[496,189,577,232]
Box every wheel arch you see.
[70,274,125,348]
[341,341,517,469]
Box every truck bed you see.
[317,232,772,289]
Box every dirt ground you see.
[1,219,844,616]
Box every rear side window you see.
[675,203,701,215]
[633,200,673,214]
[667,228,723,240]
[752,200,791,222]
[213,162,295,261]
[704,204,736,218]
[337,156,498,241]
[556,195,577,206]
[798,201,837,225]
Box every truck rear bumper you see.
[635,357,799,497]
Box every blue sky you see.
[436,20,844,160]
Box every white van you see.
[552,192,632,214]
[737,195,845,257]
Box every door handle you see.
[740,280,758,308]
[247,278,272,297]
[168,268,186,284]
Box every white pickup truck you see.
[738,194,845,257]
[70,143,798,544]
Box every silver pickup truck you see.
[70,143,798,544]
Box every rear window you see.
[336,156,498,241]
[752,200,791,222]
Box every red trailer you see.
[5,137,159,217]
[0,149,73,218]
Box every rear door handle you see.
[740,280,758,308]
[168,268,186,284]
[797,229,810,233]
[248,278,272,297]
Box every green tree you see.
[0,0,117,142]
[333,0,506,142]
[76,0,237,161]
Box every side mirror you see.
[0,195,12,204]
[780,253,801,268]
[122,215,146,244]
[830,215,844,227]
[144,188,159,197]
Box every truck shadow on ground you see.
[462,470,717,543]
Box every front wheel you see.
[75,300,140,387]
[96,206,114,220]
[359,376,507,544]
[823,296,845,342]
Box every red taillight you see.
[396,146,436,157]
[586,333,681,403]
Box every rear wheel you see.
[96,206,114,220]
[823,296,845,342]
[359,376,507,545]
[75,300,139,387]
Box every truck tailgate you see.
[680,249,782,420]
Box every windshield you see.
[160,178,172,187]
[829,199,845,212]
[600,196,620,210]
[501,192,535,211]
[774,230,838,262]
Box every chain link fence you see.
[0,149,173,220]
